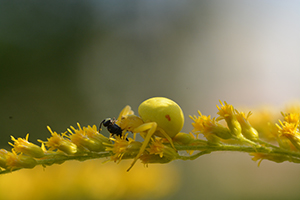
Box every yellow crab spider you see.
[115,97,184,171]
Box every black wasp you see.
[99,118,128,140]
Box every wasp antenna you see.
[99,119,106,132]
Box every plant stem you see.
[2,140,300,175]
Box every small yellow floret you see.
[190,111,231,141]
[9,134,44,158]
[45,126,77,154]
[105,135,142,163]
[68,123,110,152]
[276,119,300,151]
[235,111,259,141]
[6,150,37,170]
[217,101,242,138]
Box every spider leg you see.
[117,105,134,121]
[155,127,176,150]
[127,122,157,172]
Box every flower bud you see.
[217,101,242,138]
[235,111,259,141]
[6,151,37,170]
[10,134,44,158]
[140,138,178,165]
[190,111,231,143]
[69,124,111,152]
[251,153,289,166]
[172,132,195,145]
[46,126,77,154]
[276,120,300,151]
[0,149,9,168]
[105,136,142,163]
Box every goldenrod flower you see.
[235,111,259,141]
[3,99,300,175]
[172,132,195,145]
[139,138,177,165]
[276,119,300,151]
[171,132,199,155]
[84,124,111,146]
[281,112,299,124]
[247,106,278,142]
[190,111,231,142]
[44,126,77,154]
[216,101,242,138]
[68,123,111,152]
[276,136,297,152]
[147,138,165,158]
[0,149,10,169]
[189,111,210,137]
[6,150,37,170]
[9,134,44,158]
[105,135,142,163]
[250,152,289,166]
[147,138,178,159]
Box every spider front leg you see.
[127,122,176,172]
[127,122,157,172]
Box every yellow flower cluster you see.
[104,134,179,166]
[190,101,258,145]
[0,123,112,172]
[2,99,300,174]
[104,134,142,163]
[276,113,300,151]
[190,100,300,165]
[0,122,183,174]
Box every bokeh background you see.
[1,1,300,199]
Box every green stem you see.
[0,152,112,175]
[175,141,300,161]
[2,140,300,175]
[178,150,212,160]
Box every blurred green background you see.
[1,1,300,200]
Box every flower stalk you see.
[1,100,300,174]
